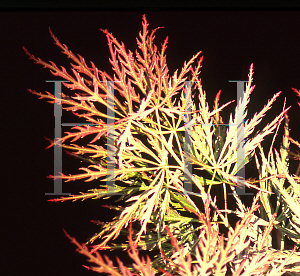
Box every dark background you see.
[2,6,300,276]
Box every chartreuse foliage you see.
[25,15,300,275]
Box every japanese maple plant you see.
[24,15,300,275]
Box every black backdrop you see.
[2,7,300,276]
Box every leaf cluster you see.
[25,15,300,275]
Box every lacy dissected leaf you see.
[25,14,300,275]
